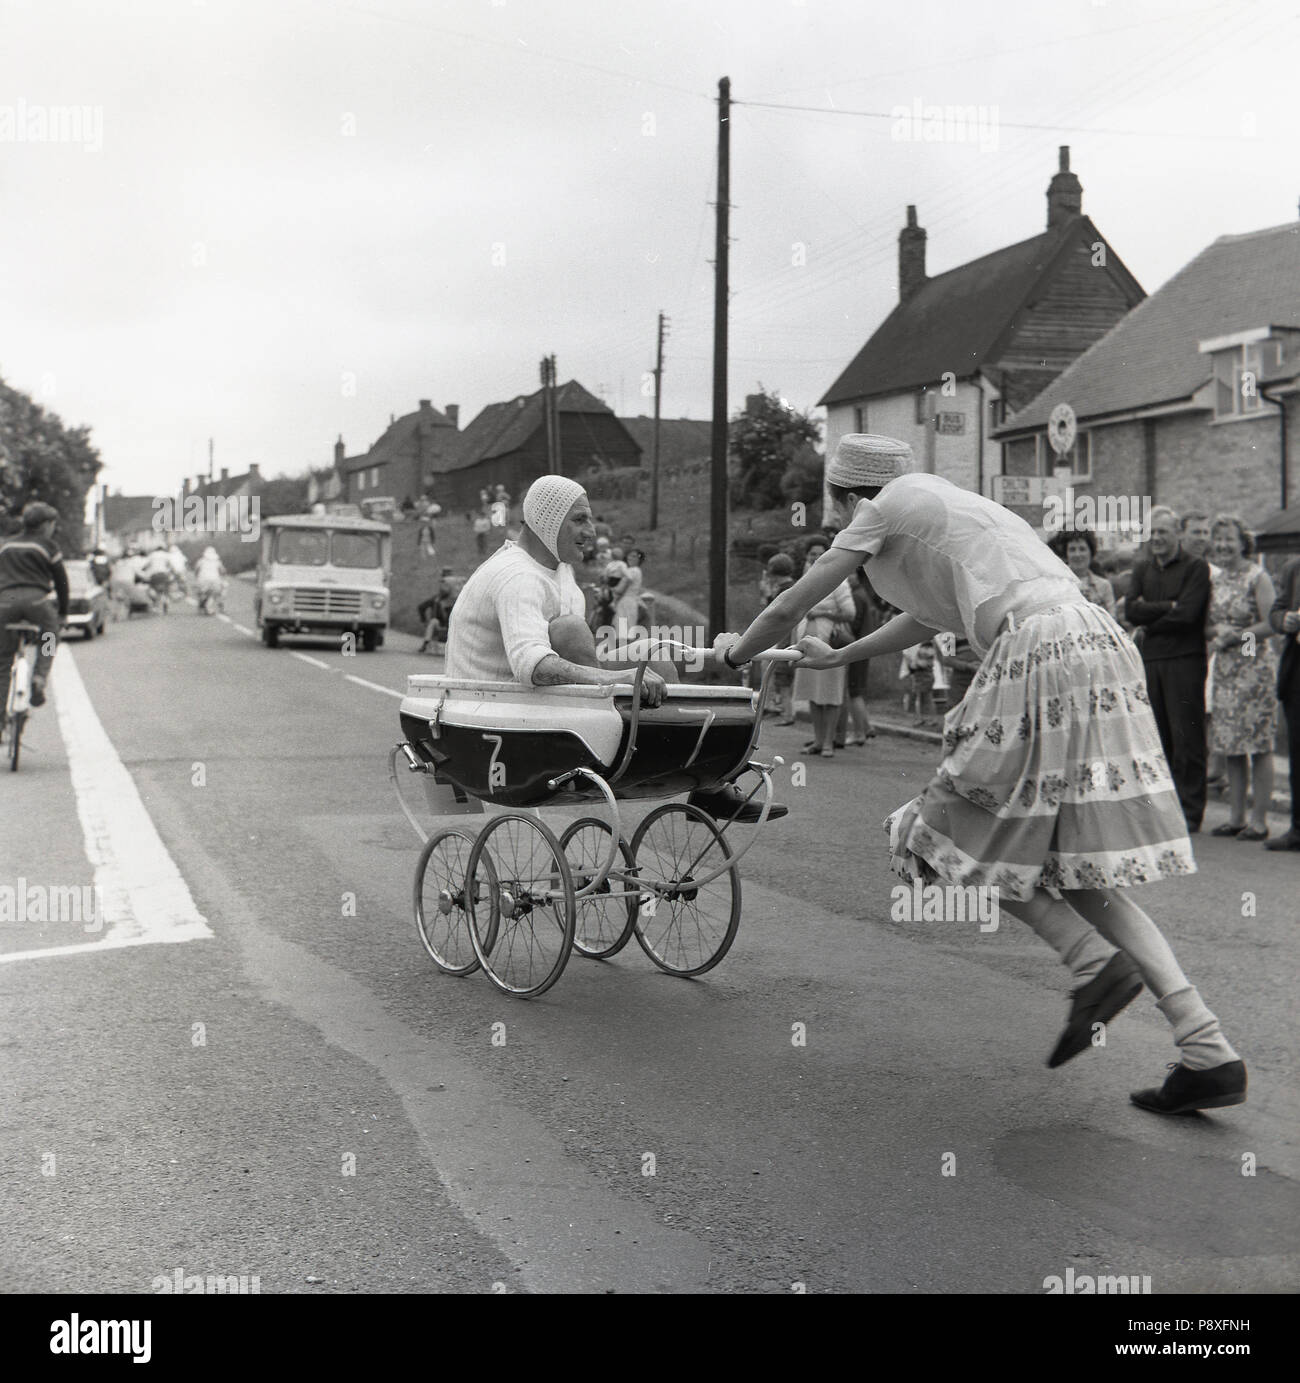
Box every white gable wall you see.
[824,377,1002,496]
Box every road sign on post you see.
[1048,403,1077,458]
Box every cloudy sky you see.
[2,0,1297,498]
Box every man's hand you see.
[794,634,839,669]
[711,632,742,665]
[1283,610,1300,634]
[639,667,668,708]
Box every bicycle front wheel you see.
[466,812,575,998]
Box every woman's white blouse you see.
[830,473,1080,655]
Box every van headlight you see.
[370,594,387,609]
[268,592,284,605]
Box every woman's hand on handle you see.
[793,634,839,669]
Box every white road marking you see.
[344,673,403,699]
[231,622,255,637]
[291,652,331,670]
[216,613,232,624]
[1,648,215,965]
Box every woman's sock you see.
[1156,987,1240,1070]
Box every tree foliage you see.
[0,375,102,549]
[728,386,821,511]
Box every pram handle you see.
[618,635,802,665]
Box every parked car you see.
[62,560,110,639]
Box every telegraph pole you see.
[709,76,731,639]
[649,311,667,530]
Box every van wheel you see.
[362,628,379,652]
[262,624,279,648]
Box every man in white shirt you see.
[447,476,782,822]
[447,476,666,698]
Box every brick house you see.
[993,221,1300,543]
[338,399,460,509]
[428,380,642,512]
[820,148,1145,496]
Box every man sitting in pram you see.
[445,475,786,823]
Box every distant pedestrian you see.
[1266,552,1300,851]
[1205,515,1277,841]
[1125,506,1211,832]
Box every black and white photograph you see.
[1,0,1296,1345]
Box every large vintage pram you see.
[390,644,797,998]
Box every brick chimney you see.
[418,399,432,413]
[220,467,229,482]
[445,404,459,428]
[334,436,345,467]
[1047,145,1082,229]
[247,463,259,479]
[899,205,927,302]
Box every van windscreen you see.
[275,529,329,566]
[331,532,382,568]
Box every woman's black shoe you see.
[1130,1060,1247,1114]
[1047,953,1143,1068]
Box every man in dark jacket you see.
[1126,506,1211,830]
[1265,554,1300,850]
[0,502,68,707]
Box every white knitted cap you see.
[522,475,586,560]
[826,434,913,489]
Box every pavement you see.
[1,583,1296,1294]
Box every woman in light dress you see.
[713,434,1247,1116]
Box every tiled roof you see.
[102,495,158,532]
[345,404,455,476]
[821,217,1115,405]
[618,416,712,465]
[190,470,261,498]
[997,221,1300,433]
[442,380,622,473]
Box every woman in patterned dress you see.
[1206,515,1278,841]
[715,434,1247,1115]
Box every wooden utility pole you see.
[649,311,667,530]
[709,77,731,639]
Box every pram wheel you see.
[629,802,740,976]
[560,817,637,960]
[466,812,575,998]
[413,826,493,976]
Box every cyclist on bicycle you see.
[0,501,68,708]
[194,546,226,608]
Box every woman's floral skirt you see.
[885,601,1195,901]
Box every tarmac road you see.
[1,580,1296,1294]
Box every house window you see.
[1038,431,1092,478]
[914,389,929,425]
[1212,344,1265,418]
[855,405,868,432]
[356,470,366,492]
